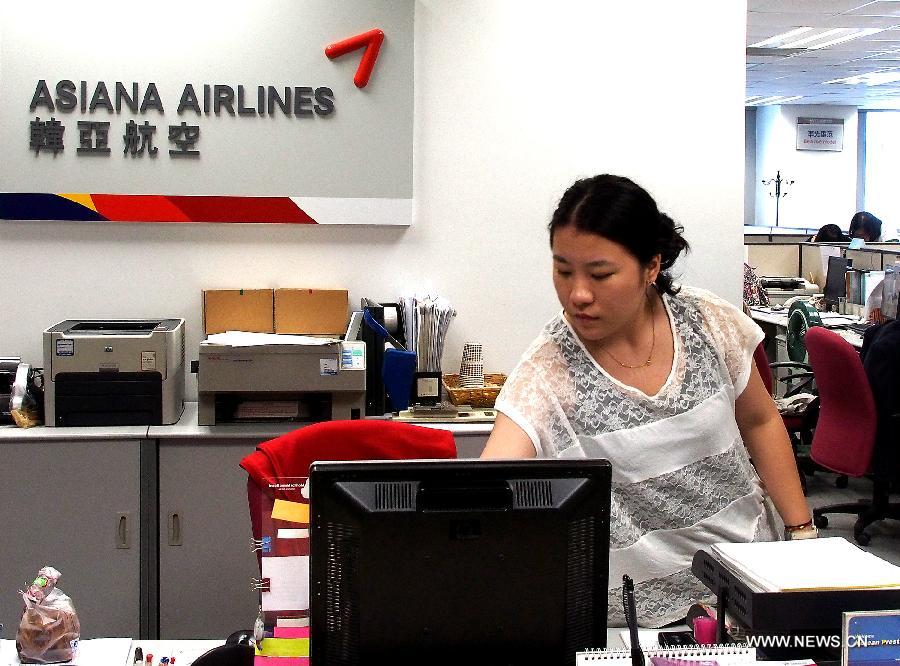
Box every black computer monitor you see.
[824,255,849,308]
[309,458,611,666]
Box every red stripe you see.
[169,196,315,224]
[86,195,316,224]
[92,194,191,222]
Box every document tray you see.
[692,549,900,641]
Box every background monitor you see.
[824,255,849,307]
[309,458,612,666]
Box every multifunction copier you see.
[197,338,365,425]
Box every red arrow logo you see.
[325,28,385,89]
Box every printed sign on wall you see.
[0,0,413,224]
[796,117,844,152]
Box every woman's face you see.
[551,225,660,344]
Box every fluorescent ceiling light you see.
[824,69,900,85]
[809,28,883,50]
[781,28,846,48]
[747,95,803,105]
[781,27,883,50]
[749,27,812,48]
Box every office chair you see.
[190,643,253,666]
[805,327,900,545]
[752,343,818,491]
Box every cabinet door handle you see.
[168,511,183,546]
[116,512,131,549]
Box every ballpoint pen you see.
[623,574,645,666]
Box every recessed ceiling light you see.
[781,28,846,48]
[824,69,900,85]
[749,27,813,48]
[747,95,803,105]
[782,27,883,50]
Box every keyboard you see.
[846,322,872,334]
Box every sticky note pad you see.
[274,626,310,638]
[271,499,310,524]
[255,637,310,657]
[254,657,309,666]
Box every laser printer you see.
[197,336,365,426]
[760,276,820,305]
[43,319,185,426]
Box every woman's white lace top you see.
[495,286,780,627]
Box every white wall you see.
[0,1,748,399]
[754,104,858,230]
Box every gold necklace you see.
[599,296,656,369]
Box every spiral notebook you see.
[576,644,756,665]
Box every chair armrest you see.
[769,362,813,371]
[777,372,814,383]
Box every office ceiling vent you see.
[374,481,415,511]
[512,479,554,508]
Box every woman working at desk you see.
[482,175,814,627]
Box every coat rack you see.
[761,170,794,227]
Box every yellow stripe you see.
[255,637,310,657]
[59,193,97,212]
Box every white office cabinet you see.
[157,438,261,639]
[0,438,142,639]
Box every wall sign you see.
[796,117,844,152]
[0,1,414,225]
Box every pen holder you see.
[413,371,442,406]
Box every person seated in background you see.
[849,211,883,242]
[811,223,849,243]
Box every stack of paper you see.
[205,331,338,346]
[711,537,900,592]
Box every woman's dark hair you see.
[812,223,849,243]
[548,174,690,296]
[849,211,882,242]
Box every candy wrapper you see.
[16,567,80,664]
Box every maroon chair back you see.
[752,342,773,396]
[805,327,877,477]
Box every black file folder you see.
[692,549,900,659]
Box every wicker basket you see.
[442,373,507,408]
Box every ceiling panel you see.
[747,4,900,108]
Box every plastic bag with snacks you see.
[10,364,44,428]
[16,566,81,664]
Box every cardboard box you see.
[275,288,348,335]
[203,289,274,335]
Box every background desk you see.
[0,405,491,641]
[749,307,863,387]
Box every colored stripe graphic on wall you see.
[0,193,318,224]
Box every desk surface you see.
[1,631,637,665]
[749,306,865,349]
[0,401,494,442]
[0,639,220,666]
